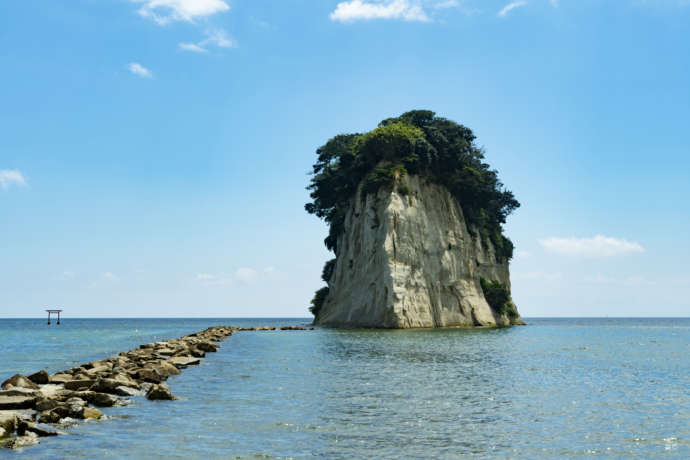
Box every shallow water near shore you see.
[1,317,689,458]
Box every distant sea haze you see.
[1,318,688,458]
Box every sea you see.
[0,318,688,459]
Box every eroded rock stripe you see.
[0,326,235,449]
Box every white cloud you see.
[127,62,152,78]
[134,0,230,25]
[539,235,645,258]
[235,267,258,283]
[197,267,276,286]
[179,29,237,53]
[179,42,208,53]
[90,271,120,288]
[0,170,27,190]
[433,0,458,9]
[497,1,527,17]
[330,0,431,23]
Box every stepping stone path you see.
[0,324,312,450]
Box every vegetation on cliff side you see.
[305,110,520,317]
[480,277,519,320]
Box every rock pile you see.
[0,326,234,450]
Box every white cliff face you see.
[315,175,524,328]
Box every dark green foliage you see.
[305,110,520,316]
[305,110,519,258]
[479,277,518,319]
[321,258,336,283]
[310,286,330,318]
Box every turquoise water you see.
[1,318,689,458]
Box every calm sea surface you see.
[0,318,688,459]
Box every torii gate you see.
[46,309,62,325]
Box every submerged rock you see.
[3,432,39,449]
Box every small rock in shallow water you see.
[17,421,58,437]
[83,408,102,420]
[4,432,39,449]
[145,384,178,401]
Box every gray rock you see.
[155,361,181,378]
[0,396,36,410]
[0,388,39,398]
[38,410,61,424]
[145,383,178,401]
[35,398,60,412]
[113,386,141,397]
[27,370,50,385]
[136,368,163,384]
[64,397,86,406]
[92,393,118,408]
[1,374,39,391]
[0,412,17,434]
[168,356,201,369]
[196,341,218,352]
[64,379,96,391]
[49,373,73,384]
[17,420,58,437]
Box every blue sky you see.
[1,0,689,318]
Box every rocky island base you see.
[0,325,310,450]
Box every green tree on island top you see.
[306,110,520,317]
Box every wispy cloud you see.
[127,62,152,78]
[179,29,237,53]
[497,1,527,17]
[133,0,230,25]
[196,267,276,287]
[0,169,27,190]
[583,274,653,287]
[330,0,431,23]
[179,42,207,53]
[90,271,121,288]
[539,235,645,258]
[549,0,558,6]
[516,271,563,281]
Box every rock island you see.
[306,110,525,328]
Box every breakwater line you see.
[0,325,307,450]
